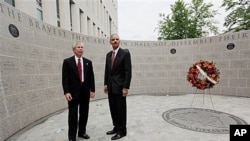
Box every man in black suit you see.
[62,41,95,141]
[104,34,132,140]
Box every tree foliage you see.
[189,0,219,37]
[157,0,218,40]
[158,0,189,40]
[222,0,250,32]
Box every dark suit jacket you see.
[104,48,132,94]
[62,56,95,98]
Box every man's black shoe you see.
[78,133,90,139]
[69,138,76,141]
[111,133,126,140]
[106,129,117,135]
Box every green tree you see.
[188,0,219,37]
[157,0,219,40]
[158,0,189,40]
[222,0,250,32]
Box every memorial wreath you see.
[187,60,220,90]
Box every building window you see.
[109,16,112,35]
[36,0,42,7]
[57,21,60,27]
[70,0,74,31]
[87,17,91,35]
[56,0,60,27]
[93,23,96,36]
[37,9,43,20]
[4,0,15,6]
[36,0,43,20]
[80,10,83,33]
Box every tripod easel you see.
[190,87,215,109]
[189,70,215,109]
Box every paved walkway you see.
[6,94,250,141]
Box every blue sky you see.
[118,0,227,41]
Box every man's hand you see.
[122,88,128,97]
[65,93,72,101]
[90,92,95,98]
[104,85,108,94]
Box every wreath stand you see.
[190,76,215,110]
[187,60,219,110]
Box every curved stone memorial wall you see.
[0,1,250,140]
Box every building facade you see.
[4,0,118,38]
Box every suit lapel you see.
[82,57,88,81]
[108,51,113,70]
[70,56,79,79]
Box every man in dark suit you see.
[104,34,132,140]
[62,41,95,141]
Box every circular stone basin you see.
[162,108,247,134]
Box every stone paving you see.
[6,94,250,141]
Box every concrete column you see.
[71,3,80,32]
[15,0,36,18]
[93,0,96,18]
[59,0,71,31]
[42,0,57,26]
[98,27,100,37]
[106,11,109,34]
[100,5,104,32]
[80,12,87,35]
[104,10,107,34]
[87,18,93,36]
[93,23,96,37]
[97,0,100,23]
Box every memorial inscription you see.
[0,2,22,22]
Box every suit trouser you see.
[68,84,90,139]
[108,93,127,134]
